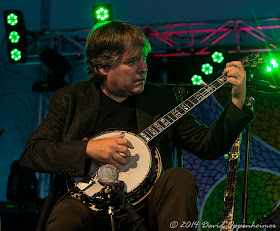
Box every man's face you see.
[100,52,148,101]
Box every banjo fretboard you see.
[220,134,241,231]
[138,75,228,143]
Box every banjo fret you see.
[143,130,153,139]
[153,123,164,133]
[150,124,160,133]
[184,100,195,108]
[172,108,182,117]
[147,127,158,136]
[176,105,186,114]
[181,102,190,110]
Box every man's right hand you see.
[85,134,133,169]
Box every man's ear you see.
[97,65,109,76]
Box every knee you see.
[162,167,198,193]
[163,167,196,181]
[46,197,95,230]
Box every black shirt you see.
[93,90,138,135]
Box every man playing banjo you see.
[20,21,255,231]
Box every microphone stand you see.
[100,186,117,231]
[114,181,147,231]
[241,124,253,226]
[241,96,255,228]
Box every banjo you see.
[68,74,228,215]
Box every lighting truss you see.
[17,17,280,64]
[139,17,280,57]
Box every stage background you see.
[1,0,280,230]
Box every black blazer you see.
[20,79,254,230]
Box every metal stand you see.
[96,182,147,231]
[114,181,147,231]
[241,96,255,227]
[241,124,253,226]
[106,187,117,231]
[98,186,117,231]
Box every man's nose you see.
[138,59,148,72]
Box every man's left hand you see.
[222,61,246,109]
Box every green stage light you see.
[270,59,279,68]
[7,13,18,26]
[8,31,20,43]
[201,63,213,75]
[265,58,279,72]
[3,10,27,63]
[212,51,224,63]
[96,8,109,21]
[92,4,113,23]
[10,48,21,61]
[191,75,203,85]
[266,66,272,72]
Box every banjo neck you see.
[138,75,228,143]
[220,134,242,231]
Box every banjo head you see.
[88,130,152,193]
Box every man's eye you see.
[128,59,136,64]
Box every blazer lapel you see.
[135,93,154,134]
[77,80,100,139]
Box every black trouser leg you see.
[45,197,112,231]
[145,167,199,231]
